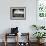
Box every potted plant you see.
[33,32,46,43]
[32,24,45,30]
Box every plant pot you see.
[40,38,45,43]
[37,39,45,44]
[37,39,40,43]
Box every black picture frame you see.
[10,7,26,20]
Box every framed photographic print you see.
[10,7,26,20]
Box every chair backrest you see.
[18,33,29,42]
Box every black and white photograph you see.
[10,7,26,20]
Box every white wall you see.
[0,0,37,42]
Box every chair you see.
[4,33,18,46]
[18,33,30,46]
[4,27,19,46]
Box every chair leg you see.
[4,41,7,46]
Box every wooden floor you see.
[0,42,46,46]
